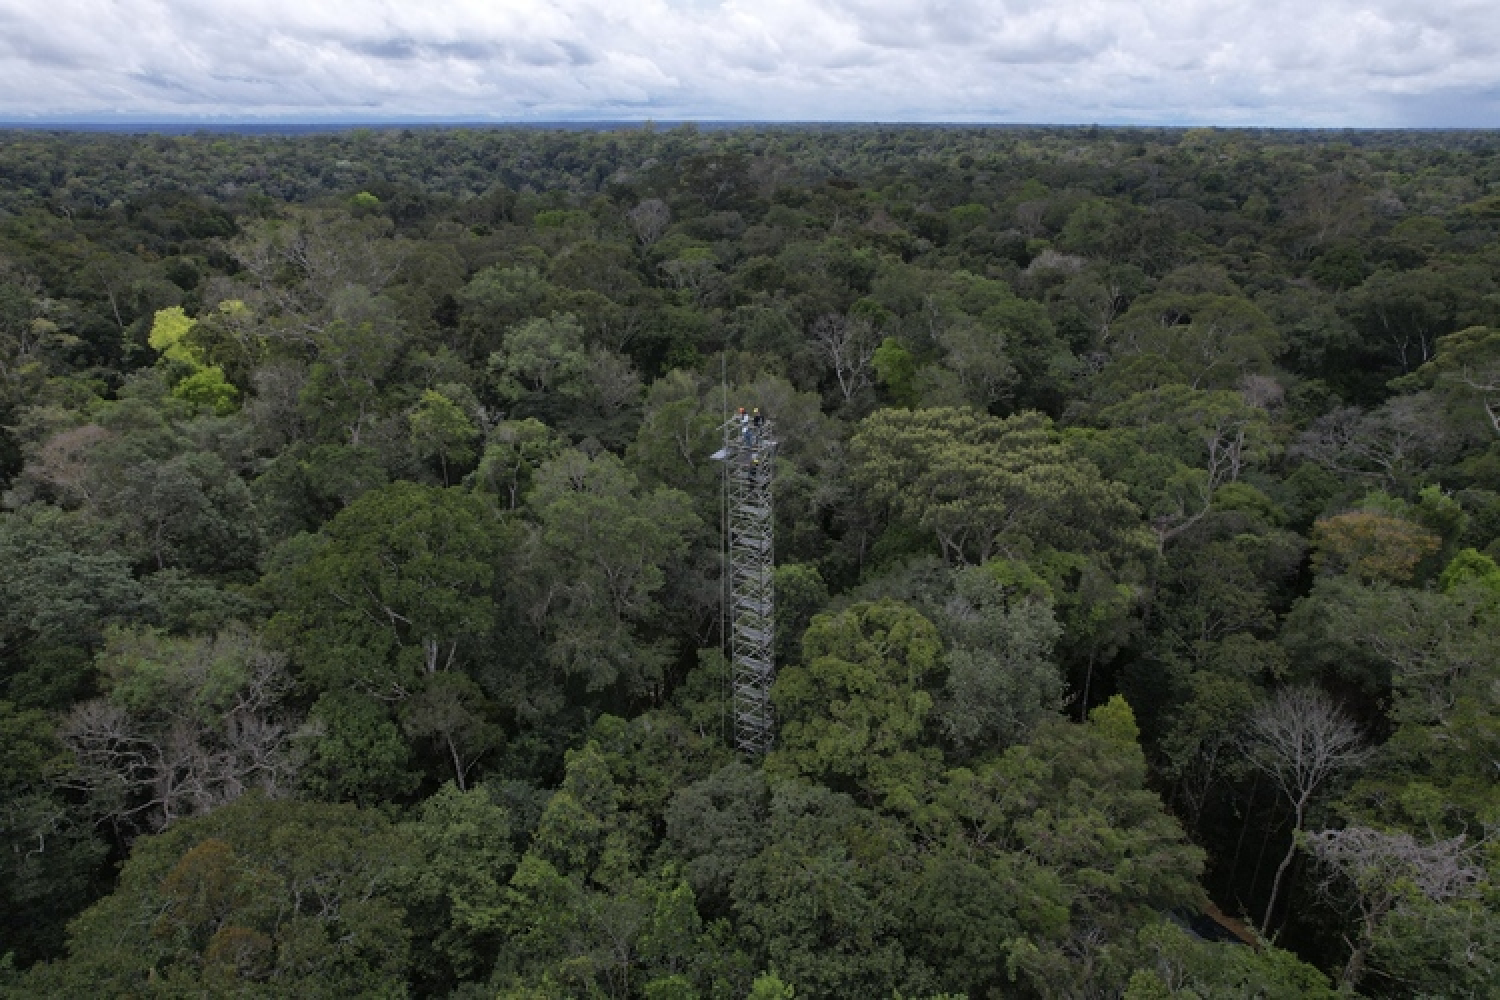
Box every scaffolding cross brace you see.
[712,415,778,756]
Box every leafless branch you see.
[627,198,671,248]
[1306,825,1485,989]
[811,313,877,403]
[1240,687,1370,930]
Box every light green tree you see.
[148,305,200,365]
[851,407,1140,565]
[491,314,590,402]
[1109,285,1280,390]
[470,417,564,509]
[146,306,243,414]
[770,600,943,812]
[409,387,479,485]
[170,364,238,415]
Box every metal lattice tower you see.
[713,415,778,755]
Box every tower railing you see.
[712,415,777,755]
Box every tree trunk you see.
[1342,937,1370,992]
[1079,650,1095,722]
[1262,799,1306,930]
[446,731,467,791]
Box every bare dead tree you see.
[1240,687,1370,931]
[1282,171,1371,255]
[1203,409,1256,486]
[59,630,298,837]
[56,700,155,836]
[578,348,643,419]
[88,256,130,335]
[1060,271,1128,348]
[627,198,671,248]
[19,423,111,507]
[1306,826,1485,990]
[243,361,311,452]
[1023,248,1087,277]
[228,212,406,341]
[276,216,405,303]
[1240,373,1285,411]
[658,256,719,306]
[1015,200,1048,237]
[590,303,652,354]
[811,313,877,404]
[1292,397,1447,489]
[747,155,793,199]
[932,315,1017,411]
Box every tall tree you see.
[267,481,500,695]
[934,564,1064,757]
[521,450,699,695]
[851,406,1141,565]
[770,599,943,812]
[1239,687,1369,930]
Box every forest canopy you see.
[2,124,1499,998]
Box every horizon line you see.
[3,119,1499,134]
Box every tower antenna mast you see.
[712,409,778,755]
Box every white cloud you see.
[0,0,1496,124]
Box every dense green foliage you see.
[3,124,1500,997]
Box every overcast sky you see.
[1,0,1497,125]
